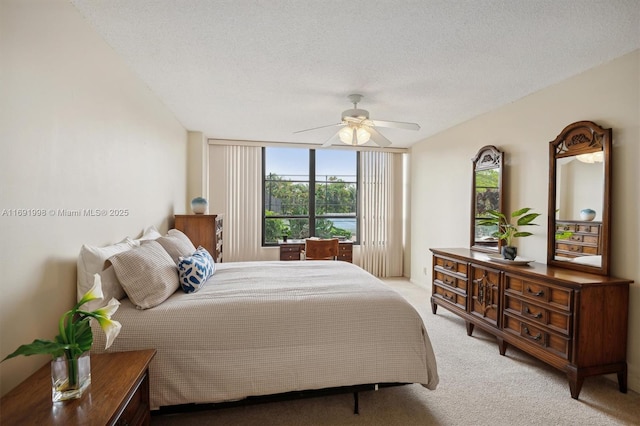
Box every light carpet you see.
[151,278,640,426]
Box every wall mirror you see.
[470,145,504,253]
[547,121,611,275]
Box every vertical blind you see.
[359,151,404,277]
[222,145,262,261]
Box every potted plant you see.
[478,207,541,260]
[282,225,290,242]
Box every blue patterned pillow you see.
[177,247,215,293]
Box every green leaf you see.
[511,207,532,217]
[517,213,541,226]
[1,339,71,361]
[74,318,94,354]
[513,231,533,238]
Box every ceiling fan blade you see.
[321,131,340,148]
[370,119,420,131]
[367,127,392,147]
[293,122,343,134]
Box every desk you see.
[0,349,156,426]
[279,239,353,263]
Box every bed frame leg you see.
[353,392,359,414]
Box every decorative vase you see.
[282,235,288,242]
[502,246,517,260]
[51,352,91,402]
[191,197,208,214]
[580,208,596,221]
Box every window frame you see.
[262,147,360,246]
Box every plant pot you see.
[282,235,288,242]
[502,246,517,260]
[51,352,91,402]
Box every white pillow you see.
[154,229,197,264]
[109,241,179,310]
[134,225,162,243]
[77,237,139,302]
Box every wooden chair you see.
[304,238,339,260]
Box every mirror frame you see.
[470,145,504,254]
[547,121,612,276]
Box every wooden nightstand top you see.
[0,349,156,426]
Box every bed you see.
[90,260,439,410]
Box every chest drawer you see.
[556,242,599,255]
[504,275,573,312]
[434,269,468,293]
[503,295,571,335]
[503,314,570,359]
[433,283,467,311]
[434,255,468,276]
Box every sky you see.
[266,147,356,178]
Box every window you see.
[263,147,358,245]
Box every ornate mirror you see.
[470,145,504,253]
[547,121,611,275]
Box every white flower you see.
[93,298,122,349]
[78,274,104,307]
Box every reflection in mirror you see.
[471,146,503,253]
[547,121,611,275]
[554,157,604,266]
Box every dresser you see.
[0,350,156,426]
[174,214,223,262]
[279,240,353,263]
[430,248,631,399]
[555,220,602,259]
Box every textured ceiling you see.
[70,1,639,148]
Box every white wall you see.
[410,50,639,392]
[0,0,187,396]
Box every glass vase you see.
[51,352,91,402]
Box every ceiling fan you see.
[294,94,420,148]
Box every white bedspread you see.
[91,261,439,409]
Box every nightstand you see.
[0,349,156,426]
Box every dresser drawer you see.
[504,275,572,311]
[434,270,468,293]
[503,314,570,359]
[281,245,300,253]
[565,234,599,245]
[577,224,600,234]
[556,243,598,255]
[503,295,571,335]
[433,284,467,311]
[434,256,468,276]
[556,223,576,232]
[337,244,353,262]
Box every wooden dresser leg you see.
[430,298,438,315]
[465,321,474,336]
[496,337,507,356]
[617,364,628,393]
[566,365,584,399]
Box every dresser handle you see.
[523,327,542,341]
[444,261,455,271]
[443,276,454,285]
[443,293,455,302]
[524,306,542,319]
[526,287,544,297]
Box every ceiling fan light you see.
[356,127,370,145]
[339,126,354,144]
[339,125,370,145]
